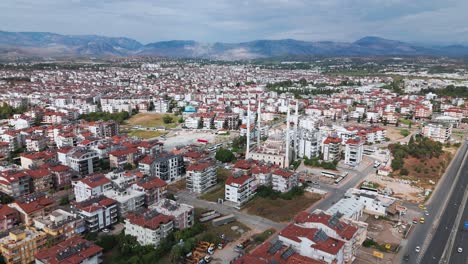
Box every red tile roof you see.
[125,210,174,230]
[79,174,110,188]
[294,212,358,240]
[35,237,103,264]
[137,177,167,189]
[187,161,214,172]
[14,196,55,214]
[226,174,252,185]
[272,169,295,178]
[323,137,342,144]
[279,224,345,255]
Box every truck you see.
[212,214,236,227]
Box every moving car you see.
[458,247,463,253]
[403,254,410,261]
[415,246,421,253]
[420,217,425,224]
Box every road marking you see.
[415,144,468,264]
[440,188,468,263]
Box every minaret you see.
[294,100,299,159]
[257,95,261,146]
[285,100,290,168]
[246,97,251,158]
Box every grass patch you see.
[126,113,178,128]
[128,130,167,139]
[363,239,389,252]
[199,185,225,202]
[399,119,412,126]
[216,168,231,182]
[200,221,250,243]
[243,192,321,222]
[399,129,410,137]
[253,228,276,243]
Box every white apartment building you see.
[66,148,100,176]
[271,169,298,193]
[297,128,320,159]
[294,210,368,263]
[225,173,256,208]
[73,174,113,202]
[279,224,346,264]
[344,137,364,166]
[103,188,145,215]
[422,122,452,143]
[186,161,217,194]
[72,196,118,232]
[151,198,194,230]
[124,210,174,247]
[322,136,342,162]
[184,115,200,129]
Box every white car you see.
[424,211,429,216]
[102,228,110,233]
[458,247,463,253]
[415,246,421,253]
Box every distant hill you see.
[1,31,468,59]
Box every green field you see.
[126,113,178,128]
[128,130,167,139]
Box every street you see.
[401,141,467,264]
[176,190,286,231]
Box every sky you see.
[1,0,467,45]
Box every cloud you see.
[0,0,466,44]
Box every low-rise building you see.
[103,188,145,215]
[132,176,167,206]
[8,195,55,225]
[322,136,342,162]
[422,122,452,143]
[33,209,85,243]
[344,137,364,167]
[186,161,217,193]
[66,148,99,176]
[0,227,47,264]
[35,236,103,264]
[0,205,20,232]
[124,209,174,247]
[73,174,113,202]
[151,198,194,230]
[72,196,118,232]
[225,173,256,208]
[271,169,298,193]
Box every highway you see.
[448,192,468,264]
[402,141,467,264]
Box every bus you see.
[334,176,345,184]
[321,171,337,178]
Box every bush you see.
[215,148,235,163]
[400,167,409,175]
[163,114,173,124]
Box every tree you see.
[215,148,235,163]
[357,116,361,123]
[382,118,388,126]
[59,196,70,206]
[162,114,173,124]
[197,118,203,129]
[178,117,184,124]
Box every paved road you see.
[176,190,287,231]
[401,141,467,264]
[306,157,376,211]
[448,189,468,264]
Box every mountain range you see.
[1,31,468,59]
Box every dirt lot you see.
[125,113,178,128]
[397,151,452,188]
[365,174,424,203]
[385,127,407,141]
[242,193,321,222]
[128,130,167,139]
[199,185,225,202]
